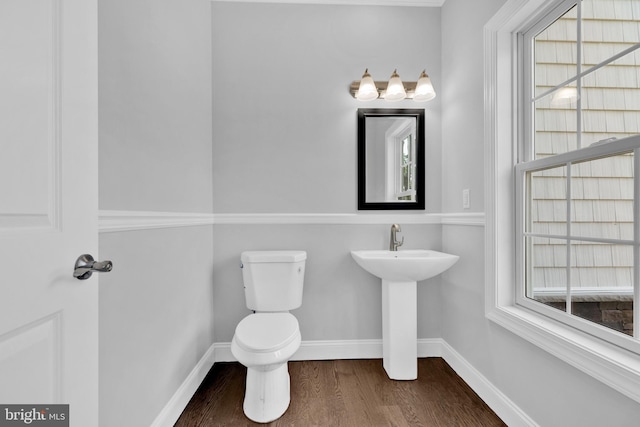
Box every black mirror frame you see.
[357,108,425,210]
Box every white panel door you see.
[0,0,99,425]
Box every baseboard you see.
[156,338,534,427]
[149,344,216,427]
[213,339,384,362]
[212,338,443,362]
[440,341,539,427]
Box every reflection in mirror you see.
[358,109,425,210]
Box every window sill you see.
[487,304,640,404]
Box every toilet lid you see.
[234,313,300,353]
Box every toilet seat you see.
[234,313,299,353]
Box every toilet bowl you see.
[231,312,301,423]
[232,250,306,423]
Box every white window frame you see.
[485,0,640,404]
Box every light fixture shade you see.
[356,69,378,101]
[550,86,578,107]
[385,69,406,102]
[414,70,436,102]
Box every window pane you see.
[532,4,579,158]
[534,5,577,92]
[570,241,634,336]
[534,87,579,158]
[532,2,640,156]
[527,165,568,235]
[526,236,568,312]
[581,50,640,145]
[402,135,412,164]
[570,152,634,240]
[401,165,409,192]
[582,0,640,72]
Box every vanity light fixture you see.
[351,69,436,102]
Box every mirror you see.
[357,109,425,210]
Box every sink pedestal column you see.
[382,279,417,380]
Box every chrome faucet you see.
[389,224,404,251]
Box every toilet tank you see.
[240,250,307,312]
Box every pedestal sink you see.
[351,249,459,380]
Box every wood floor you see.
[175,358,506,427]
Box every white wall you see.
[98,0,214,426]
[441,0,640,424]
[211,2,444,347]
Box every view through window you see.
[520,0,640,339]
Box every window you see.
[486,0,640,403]
[398,133,416,200]
[517,0,640,348]
[384,118,417,201]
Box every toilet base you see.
[243,362,291,423]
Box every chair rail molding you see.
[98,210,215,233]
[98,210,485,232]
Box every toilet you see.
[231,250,306,423]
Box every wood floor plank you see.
[175,358,506,427]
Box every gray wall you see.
[441,0,486,214]
[99,228,214,427]
[211,2,444,346]
[212,2,442,214]
[98,0,213,426]
[99,0,213,213]
[440,0,640,425]
[213,224,442,343]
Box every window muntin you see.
[520,0,640,346]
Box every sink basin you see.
[351,248,460,380]
[351,249,459,282]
